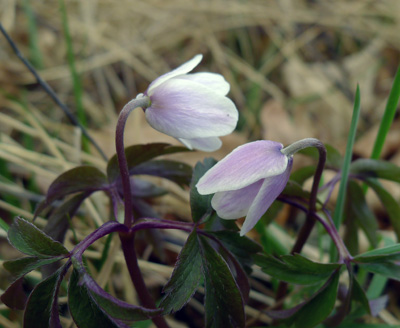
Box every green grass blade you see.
[0,217,9,233]
[59,0,89,152]
[23,0,43,69]
[371,65,400,160]
[330,86,361,260]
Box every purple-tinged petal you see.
[178,136,222,152]
[147,54,202,94]
[177,72,230,96]
[211,180,264,220]
[240,158,293,236]
[145,78,238,139]
[196,140,288,194]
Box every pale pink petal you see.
[177,73,230,96]
[196,141,288,194]
[147,55,202,94]
[145,78,238,139]
[178,136,222,152]
[240,158,293,236]
[211,180,264,220]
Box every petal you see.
[176,72,230,96]
[196,140,288,194]
[211,180,264,220]
[240,158,293,236]
[178,136,222,152]
[145,78,238,139]
[147,54,202,94]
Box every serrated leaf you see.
[24,266,67,328]
[3,256,65,278]
[130,160,192,187]
[159,230,202,313]
[190,158,217,223]
[267,270,340,328]
[107,143,190,182]
[68,269,121,328]
[353,244,400,262]
[82,272,162,321]
[365,178,400,241]
[8,217,69,258]
[255,253,341,285]
[351,159,400,183]
[346,180,378,247]
[198,235,245,328]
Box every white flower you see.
[196,141,293,236]
[143,54,238,152]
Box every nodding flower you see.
[141,54,238,152]
[196,140,293,236]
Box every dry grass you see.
[1,0,400,327]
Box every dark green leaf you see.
[290,166,316,185]
[255,253,341,285]
[131,178,167,198]
[3,256,65,278]
[130,160,192,187]
[107,143,190,182]
[364,178,400,241]
[291,270,340,328]
[267,270,340,328]
[190,158,217,223]
[299,144,343,168]
[353,244,400,262]
[82,273,162,321]
[8,217,69,258]
[46,166,107,204]
[282,180,311,199]
[160,230,202,313]
[24,266,66,328]
[0,277,27,310]
[198,235,245,328]
[208,230,262,273]
[359,262,400,281]
[35,166,107,217]
[68,269,120,328]
[346,181,378,247]
[351,159,400,183]
[352,276,371,314]
[44,192,91,244]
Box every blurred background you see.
[1,0,400,327]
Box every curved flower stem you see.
[116,95,169,328]
[115,95,151,227]
[276,139,326,304]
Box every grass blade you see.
[331,85,361,260]
[370,65,400,160]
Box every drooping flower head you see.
[196,140,293,236]
[142,54,238,152]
